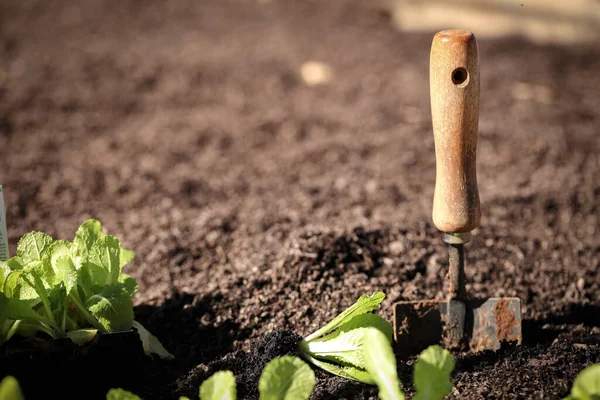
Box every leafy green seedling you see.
[0,376,24,400]
[364,328,405,400]
[298,291,391,384]
[199,370,237,400]
[259,356,315,400]
[106,388,141,400]
[0,219,173,359]
[364,326,455,400]
[413,345,455,400]
[564,364,600,400]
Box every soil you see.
[0,0,599,399]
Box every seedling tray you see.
[0,331,146,400]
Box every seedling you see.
[563,364,600,400]
[364,327,455,400]
[298,292,392,384]
[0,219,172,359]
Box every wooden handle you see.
[431,29,481,233]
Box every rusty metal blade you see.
[468,297,522,352]
[393,300,465,358]
[393,297,522,357]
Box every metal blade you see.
[393,300,465,359]
[393,297,522,357]
[468,297,522,352]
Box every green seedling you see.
[364,327,455,400]
[0,219,172,359]
[298,291,392,384]
[0,376,24,400]
[564,363,600,400]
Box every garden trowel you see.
[393,29,522,357]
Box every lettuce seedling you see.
[564,364,600,400]
[0,219,173,359]
[363,328,405,400]
[0,376,24,400]
[298,291,392,384]
[258,356,316,400]
[363,326,455,400]
[199,370,237,400]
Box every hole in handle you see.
[452,68,469,86]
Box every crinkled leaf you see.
[200,370,236,400]
[67,328,98,345]
[119,273,138,296]
[24,260,55,289]
[5,257,25,270]
[3,270,38,300]
[106,388,141,400]
[0,376,24,400]
[259,356,315,400]
[132,320,175,360]
[0,262,8,289]
[565,364,600,400]
[50,243,77,293]
[413,345,455,400]
[16,232,54,264]
[86,284,133,332]
[73,219,104,259]
[305,292,385,341]
[364,328,405,400]
[300,350,374,384]
[120,247,135,268]
[88,236,122,285]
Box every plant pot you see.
[0,330,147,400]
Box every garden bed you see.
[0,0,598,399]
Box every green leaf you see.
[313,313,393,343]
[0,376,24,400]
[87,284,134,332]
[364,328,405,400]
[304,315,393,369]
[413,345,455,400]
[73,219,104,259]
[305,292,385,341]
[0,262,8,289]
[132,320,175,360]
[88,236,122,285]
[200,370,237,400]
[299,349,374,384]
[66,328,98,345]
[259,356,315,400]
[106,388,141,400]
[305,328,368,368]
[565,364,600,400]
[0,292,49,324]
[49,243,77,293]
[3,270,38,300]
[119,273,139,296]
[120,247,135,268]
[16,232,54,264]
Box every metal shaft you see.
[444,232,470,302]
[448,243,467,301]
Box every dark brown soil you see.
[1,0,599,399]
